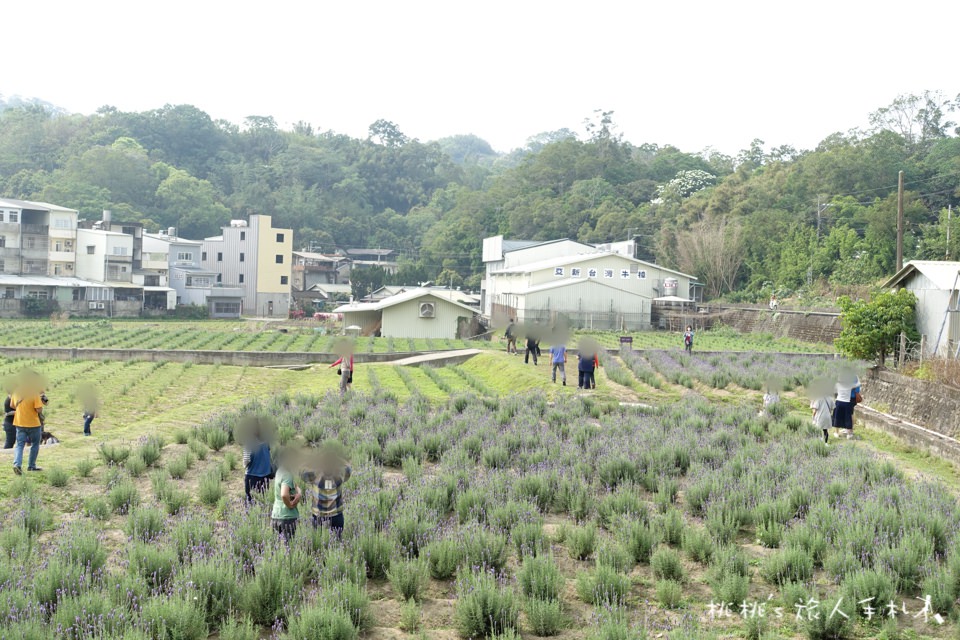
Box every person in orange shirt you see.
[11,371,46,474]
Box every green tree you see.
[835,289,919,366]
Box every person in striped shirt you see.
[301,448,352,539]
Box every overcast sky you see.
[5,0,959,155]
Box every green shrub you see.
[518,554,564,601]
[425,538,462,580]
[461,526,508,572]
[712,573,749,607]
[651,546,685,582]
[596,542,634,574]
[84,496,111,520]
[454,569,520,639]
[921,566,955,616]
[47,465,69,487]
[526,597,565,636]
[218,616,259,640]
[841,570,896,622]
[223,451,239,471]
[597,489,647,528]
[659,507,684,546]
[762,547,813,586]
[140,594,209,640]
[167,454,189,479]
[198,469,224,506]
[204,428,229,452]
[620,518,658,564]
[189,439,208,461]
[285,602,357,640]
[180,556,239,625]
[125,454,147,477]
[138,435,164,467]
[174,430,190,444]
[163,487,192,515]
[512,521,547,559]
[655,579,683,608]
[125,505,166,542]
[399,598,422,632]
[170,515,215,561]
[98,442,130,466]
[107,478,140,514]
[387,557,429,602]
[58,522,107,572]
[75,457,96,478]
[357,532,392,579]
[757,518,784,549]
[33,556,87,608]
[51,590,125,639]
[576,564,631,606]
[566,523,597,560]
[241,553,302,625]
[681,527,714,564]
[128,541,178,588]
[802,596,853,640]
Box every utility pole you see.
[896,170,904,271]
[948,205,953,260]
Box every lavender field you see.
[1,360,957,640]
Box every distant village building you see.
[201,215,292,317]
[292,251,351,290]
[481,235,698,330]
[345,248,399,274]
[334,288,481,339]
[883,260,960,357]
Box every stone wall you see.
[862,368,960,440]
[711,307,841,344]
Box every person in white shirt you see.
[809,378,836,445]
[833,370,860,439]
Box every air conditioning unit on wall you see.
[96,302,105,310]
[418,302,435,318]
[88,301,98,310]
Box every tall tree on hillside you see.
[674,216,745,297]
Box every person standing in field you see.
[549,341,567,385]
[11,371,46,474]
[330,342,355,395]
[79,384,98,437]
[3,380,16,449]
[833,369,859,440]
[241,417,273,503]
[505,319,517,354]
[302,446,352,540]
[683,326,694,354]
[809,378,835,445]
[524,332,539,366]
[578,350,595,390]
[271,447,302,539]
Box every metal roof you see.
[0,274,106,287]
[345,248,395,256]
[0,198,76,213]
[883,260,960,290]
[334,288,479,315]
[491,252,697,280]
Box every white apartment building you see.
[0,198,79,277]
[201,214,292,317]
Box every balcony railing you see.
[21,224,48,235]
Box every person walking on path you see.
[271,447,302,539]
[809,378,835,445]
[3,380,16,449]
[505,319,518,354]
[242,417,273,503]
[11,372,46,474]
[578,350,596,390]
[302,447,352,540]
[80,385,98,437]
[833,369,859,440]
[330,345,355,395]
[683,326,694,354]
[549,342,567,385]
[525,333,540,365]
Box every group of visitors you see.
[3,371,66,474]
[808,369,862,445]
[241,417,352,540]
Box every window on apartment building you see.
[0,261,4,273]
[240,231,245,241]
[54,241,62,252]
[3,288,12,299]
[201,252,207,261]
[0,236,5,248]
[25,238,35,249]
[0,212,4,222]
[216,273,222,283]
[113,247,128,256]
[275,255,283,264]
[280,276,288,285]
[54,264,62,275]
[214,302,241,314]
[276,233,284,243]
[217,252,223,262]
[54,218,69,229]
[239,253,244,262]
[239,274,244,284]
[9,212,17,223]
[177,252,193,261]
[86,246,96,255]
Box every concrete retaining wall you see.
[711,307,841,344]
[862,368,960,440]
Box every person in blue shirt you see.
[241,417,273,502]
[549,342,567,385]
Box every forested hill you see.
[1,93,959,299]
